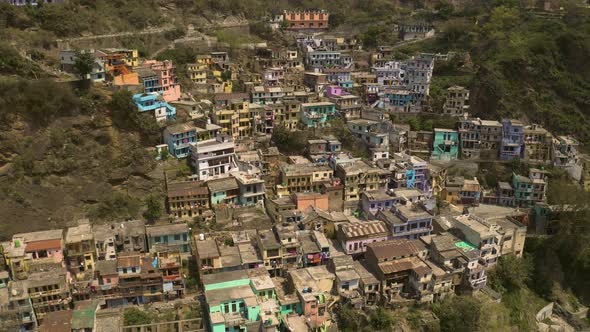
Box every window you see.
[174,234,181,241]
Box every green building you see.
[512,173,534,207]
[431,128,459,161]
[203,269,282,332]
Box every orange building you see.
[283,10,329,30]
[293,192,329,212]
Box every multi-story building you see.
[211,109,239,139]
[512,168,548,207]
[408,130,433,159]
[442,86,470,116]
[452,212,526,265]
[441,176,482,206]
[1,229,64,281]
[115,253,166,305]
[329,94,362,119]
[323,67,353,88]
[347,119,389,148]
[187,63,207,84]
[163,123,199,158]
[92,220,147,261]
[288,266,335,331]
[553,135,579,168]
[189,135,237,181]
[283,10,329,30]
[26,269,71,324]
[378,203,433,240]
[0,280,37,331]
[278,163,333,194]
[207,177,240,206]
[523,124,553,163]
[299,102,337,129]
[146,223,190,255]
[136,67,161,94]
[431,128,459,161]
[380,89,413,112]
[65,224,95,280]
[337,220,390,255]
[256,229,283,277]
[141,60,181,102]
[371,61,405,85]
[335,160,389,208]
[404,53,435,101]
[305,51,347,69]
[361,190,397,220]
[365,239,431,302]
[390,153,431,193]
[232,171,265,206]
[500,119,524,160]
[458,117,502,159]
[251,86,285,105]
[133,92,176,122]
[166,180,210,219]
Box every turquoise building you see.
[512,173,534,207]
[431,128,459,161]
[132,92,176,122]
[300,102,337,128]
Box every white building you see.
[189,135,237,181]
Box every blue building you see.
[136,67,162,94]
[378,204,432,240]
[133,93,176,122]
[500,119,524,160]
[163,123,199,158]
[382,89,413,112]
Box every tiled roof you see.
[167,181,208,198]
[25,239,61,252]
[340,221,388,239]
[206,177,239,192]
[368,239,424,261]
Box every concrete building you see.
[65,223,96,280]
[166,181,210,219]
[442,86,470,116]
[146,223,190,255]
[299,102,337,128]
[189,135,237,181]
[431,128,459,161]
[337,221,390,255]
[378,203,433,240]
[458,117,502,160]
[283,10,329,30]
[133,93,176,122]
[163,123,199,159]
[523,124,553,163]
[500,119,524,160]
[232,171,265,206]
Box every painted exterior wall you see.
[164,128,198,159]
[133,93,176,122]
[342,236,389,255]
[149,233,189,253]
[431,130,459,161]
[500,120,524,160]
[300,103,336,128]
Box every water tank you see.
[199,234,205,241]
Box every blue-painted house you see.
[133,93,176,122]
[163,123,198,158]
[300,102,337,128]
[382,89,413,112]
[500,119,524,160]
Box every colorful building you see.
[133,93,176,122]
[163,123,199,158]
[283,10,329,30]
[141,60,182,102]
[299,102,336,128]
[500,119,524,160]
[431,128,459,161]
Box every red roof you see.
[25,239,62,252]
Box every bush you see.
[124,307,152,326]
[433,296,482,332]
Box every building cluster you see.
[0,221,190,331]
[6,5,584,331]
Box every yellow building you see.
[65,224,96,281]
[278,163,333,194]
[187,63,207,84]
[196,54,214,67]
[211,109,239,139]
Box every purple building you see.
[377,204,432,240]
[500,119,524,160]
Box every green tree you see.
[335,305,367,332]
[271,125,308,155]
[74,50,94,80]
[433,296,482,332]
[143,194,162,223]
[124,307,152,325]
[488,255,533,294]
[369,307,394,330]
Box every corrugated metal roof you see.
[341,221,388,239]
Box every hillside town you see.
[1,2,590,332]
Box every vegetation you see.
[143,194,163,223]
[123,307,152,326]
[433,296,482,332]
[271,124,309,155]
[108,90,160,145]
[73,50,94,79]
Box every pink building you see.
[143,60,181,102]
[324,85,349,98]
